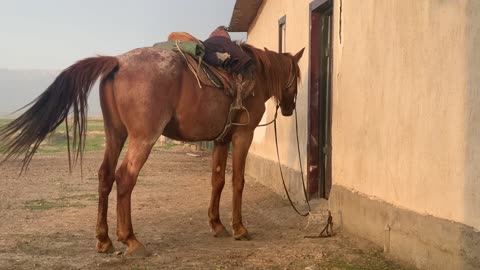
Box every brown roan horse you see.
[0,44,304,255]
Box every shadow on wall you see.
[463,0,480,269]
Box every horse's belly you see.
[162,99,231,142]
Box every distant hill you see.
[0,69,101,118]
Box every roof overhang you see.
[228,0,263,32]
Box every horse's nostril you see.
[281,107,294,116]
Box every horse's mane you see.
[240,43,301,101]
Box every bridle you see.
[284,59,297,90]
[280,59,298,110]
[258,59,297,127]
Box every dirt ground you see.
[0,146,414,270]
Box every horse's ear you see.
[264,47,270,52]
[293,48,305,63]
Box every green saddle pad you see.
[153,40,205,59]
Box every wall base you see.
[245,153,308,204]
[329,185,480,270]
[246,154,480,269]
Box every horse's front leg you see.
[208,142,230,237]
[231,130,254,240]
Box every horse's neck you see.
[253,85,273,103]
[256,83,277,104]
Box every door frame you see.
[307,0,333,199]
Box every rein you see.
[257,63,334,236]
[256,95,311,216]
[269,105,333,237]
[258,63,310,215]
[257,105,279,127]
[272,105,311,216]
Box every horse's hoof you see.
[214,228,231,238]
[125,244,152,258]
[233,229,250,241]
[96,240,115,254]
[210,223,230,238]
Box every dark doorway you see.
[308,0,333,199]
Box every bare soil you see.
[0,146,414,270]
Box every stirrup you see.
[231,105,250,126]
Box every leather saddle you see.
[167,32,236,97]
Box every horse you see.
[0,43,304,256]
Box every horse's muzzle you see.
[281,107,294,116]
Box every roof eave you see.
[228,0,263,32]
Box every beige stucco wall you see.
[246,0,312,173]
[332,0,480,231]
[246,0,480,231]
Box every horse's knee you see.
[232,176,245,192]
[212,176,225,188]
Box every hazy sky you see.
[0,0,245,69]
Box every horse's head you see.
[241,45,305,115]
[278,48,304,116]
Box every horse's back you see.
[107,47,232,142]
[117,47,182,76]
[104,47,183,139]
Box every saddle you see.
[183,51,236,97]
[155,32,254,103]
[154,33,255,141]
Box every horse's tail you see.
[0,56,119,172]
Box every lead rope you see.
[257,106,278,127]
[262,103,333,236]
[293,106,334,237]
[294,106,310,210]
[273,105,310,216]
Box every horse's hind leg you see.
[115,136,159,256]
[96,129,126,253]
[208,141,230,237]
[96,78,127,253]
